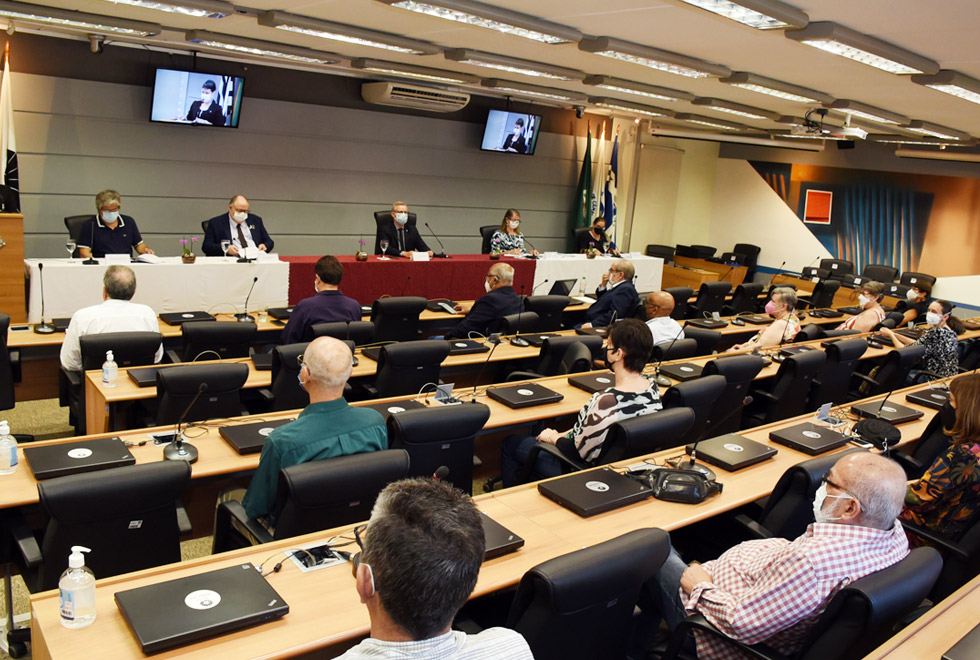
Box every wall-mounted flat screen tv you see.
[150,68,245,128]
[481,110,541,155]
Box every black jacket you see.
[448,286,523,339]
[375,220,430,255]
[585,281,638,327]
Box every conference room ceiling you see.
[9,0,980,142]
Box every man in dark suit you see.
[202,195,274,257]
[582,259,638,328]
[447,263,523,339]
[375,201,432,258]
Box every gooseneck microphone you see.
[651,320,688,387]
[236,276,258,322]
[671,395,753,481]
[163,382,207,463]
[522,236,541,260]
[471,339,501,401]
[423,222,450,259]
[509,284,529,346]
[82,220,98,265]
[399,275,412,297]
[529,278,551,296]
[35,263,56,334]
[766,260,787,288]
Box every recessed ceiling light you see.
[186,30,341,65]
[444,49,585,80]
[257,11,439,55]
[720,72,833,104]
[579,36,731,79]
[351,58,480,84]
[786,22,939,75]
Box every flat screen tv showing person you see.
[481,110,541,155]
[150,68,245,128]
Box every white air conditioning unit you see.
[361,82,470,113]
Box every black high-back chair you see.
[722,283,763,316]
[892,404,953,480]
[645,244,675,261]
[200,219,209,234]
[801,266,831,281]
[597,408,697,463]
[370,340,449,399]
[523,296,572,332]
[690,244,716,258]
[262,342,310,412]
[212,450,411,553]
[851,344,926,398]
[664,287,693,320]
[682,326,722,356]
[687,281,731,318]
[732,243,761,279]
[651,338,698,363]
[500,311,539,335]
[508,337,596,382]
[479,225,497,254]
[661,375,727,445]
[0,314,27,440]
[809,338,868,411]
[370,296,427,342]
[64,215,90,258]
[799,279,840,309]
[387,403,490,494]
[850,264,898,288]
[819,258,854,279]
[154,363,249,424]
[373,210,417,255]
[794,324,823,343]
[176,320,256,362]
[746,350,826,426]
[310,320,375,346]
[507,528,671,660]
[572,227,592,250]
[899,271,936,289]
[702,354,767,435]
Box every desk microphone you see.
[801,255,821,278]
[509,285,529,346]
[651,320,688,387]
[423,222,450,258]
[236,276,258,322]
[766,260,787,288]
[522,237,541,260]
[82,221,98,265]
[528,278,550,298]
[399,275,412,297]
[471,338,501,401]
[433,465,450,480]
[35,263,56,334]
[163,382,207,463]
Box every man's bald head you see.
[645,291,675,319]
[302,336,354,391]
[487,263,514,285]
[830,453,906,530]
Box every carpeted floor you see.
[1,398,73,442]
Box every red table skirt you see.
[283,254,538,305]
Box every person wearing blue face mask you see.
[375,201,432,258]
[77,189,155,259]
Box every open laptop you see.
[219,418,296,455]
[568,372,615,394]
[115,563,289,655]
[538,467,653,517]
[524,333,562,347]
[659,363,704,382]
[360,399,427,420]
[481,512,525,560]
[906,388,951,410]
[769,422,849,456]
[685,434,777,471]
[160,311,215,326]
[851,401,925,424]
[447,339,490,356]
[944,622,980,660]
[23,437,135,480]
[266,307,294,320]
[487,382,564,409]
[548,279,577,296]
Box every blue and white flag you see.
[600,131,618,234]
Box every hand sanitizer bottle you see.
[0,420,17,475]
[102,350,118,388]
[59,546,96,628]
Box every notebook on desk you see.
[739,314,772,325]
[659,363,703,382]
[159,311,215,326]
[481,512,525,560]
[851,401,925,424]
[128,366,173,387]
[447,339,490,355]
[685,434,777,471]
[537,468,652,517]
[219,418,296,455]
[575,326,609,338]
[115,563,289,655]
[486,382,564,409]
[568,372,615,394]
[23,437,135,480]
[906,388,951,410]
[769,422,849,456]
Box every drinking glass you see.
[379,239,390,260]
[66,239,76,263]
[220,239,231,256]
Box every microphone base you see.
[433,253,450,259]
[654,374,673,388]
[82,258,99,265]
[163,442,199,463]
[34,322,56,335]
[668,457,716,481]
[509,336,529,347]
[234,313,254,322]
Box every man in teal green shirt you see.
[242,336,387,523]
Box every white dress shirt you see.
[228,213,256,250]
[335,628,532,660]
[60,298,163,371]
[646,316,685,346]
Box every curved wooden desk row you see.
[26,375,953,660]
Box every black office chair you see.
[819,258,854,282]
[661,375,727,445]
[370,296,427,342]
[629,299,647,321]
[212,449,411,553]
[0,314,32,442]
[899,271,936,289]
[722,283,763,316]
[152,363,249,425]
[660,546,941,660]
[310,320,375,346]
[732,243,761,279]
[500,311,540,335]
[523,296,572,332]
[373,210,417,255]
[801,266,831,281]
[572,227,592,251]
[883,281,912,299]
[798,279,840,310]
[849,264,898,289]
[850,344,926,398]
[794,323,823,343]
[892,403,953,480]
[687,281,731,319]
[387,403,490,494]
[820,328,861,340]
[701,355,767,435]
[366,340,449,399]
[171,320,256,362]
[745,350,826,426]
[651,338,698,363]
[664,287,693,320]
[200,219,209,234]
[479,224,497,254]
[64,215,90,258]
[903,513,980,602]
[507,337,597,382]
[808,338,868,411]
[507,528,671,660]
[646,244,675,261]
[255,342,309,413]
[682,326,722,356]
[690,244,717,259]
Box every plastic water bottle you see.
[579,276,587,296]
[0,420,17,475]
[59,546,96,628]
[102,350,118,388]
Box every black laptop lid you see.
[486,382,564,409]
[549,279,577,296]
[568,372,615,394]
[685,434,777,471]
[218,418,296,455]
[906,389,951,411]
[944,622,980,660]
[160,311,215,326]
[481,512,525,560]
[266,307,294,320]
[769,422,849,456]
[447,339,491,355]
[360,399,427,420]
[851,401,925,424]
[537,468,652,517]
[24,437,135,480]
[660,363,703,382]
[524,333,562,347]
[128,366,173,387]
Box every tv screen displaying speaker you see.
[481,110,541,155]
[150,68,245,128]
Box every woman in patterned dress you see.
[881,299,964,380]
[489,209,539,257]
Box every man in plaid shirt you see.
[639,452,909,659]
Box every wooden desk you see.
[662,264,718,290]
[771,274,903,309]
[0,213,26,323]
[673,255,747,287]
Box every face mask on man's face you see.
[812,482,853,524]
[232,211,248,223]
[102,210,120,223]
[394,212,408,225]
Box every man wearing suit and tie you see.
[581,259,639,328]
[375,201,433,258]
[202,195,275,257]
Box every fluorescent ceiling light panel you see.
[895,149,980,163]
[692,97,780,120]
[825,100,909,126]
[257,11,439,55]
[912,71,980,106]
[720,72,833,104]
[773,131,850,141]
[583,75,694,102]
[869,134,976,147]
[579,36,731,79]
[482,79,587,102]
[0,0,160,35]
[186,30,341,64]
[102,0,231,19]
[673,112,749,130]
[675,0,807,30]
[588,96,673,118]
[905,120,971,141]
[375,0,581,44]
[351,58,480,84]
[444,48,584,80]
[786,22,939,75]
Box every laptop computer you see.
[128,365,174,387]
[897,328,924,340]
[575,326,609,338]
[219,418,296,455]
[740,314,773,325]
[251,354,273,371]
[360,399,427,420]
[838,306,863,315]
[807,309,844,318]
[447,339,490,356]
[537,468,653,517]
[659,363,704,382]
[115,563,289,655]
[685,434,777,471]
[266,307,294,320]
[549,279,577,296]
[867,333,895,347]
[481,512,525,560]
[568,372,615,394]
[778,345,816,359]
[24,437,135,480]
[524,333,562,347]
[487,382,564,409]
[361,346,382,362]
[769,422,849,456]
[688,318,728,329]
[851,400,925,424]
[944,622,980,660]
[906,388,951,410]
[159,311,215,326]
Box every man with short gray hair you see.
[447,263,522,339]
[78,189,154,259]
[375,201,432,258]
[60,265,162,371]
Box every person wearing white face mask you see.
[375,201,432,258]
[881,298,964,380]
[202,194,275,257]
[728,286,799,351]
[895,281,932,327]
[834,281,886,333]
[446,263,522,340]
[634,452,908,660]
[77,189,155,259]
[489,209,539,257]
[184,79,225,126]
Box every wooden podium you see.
[0,213,25,323]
